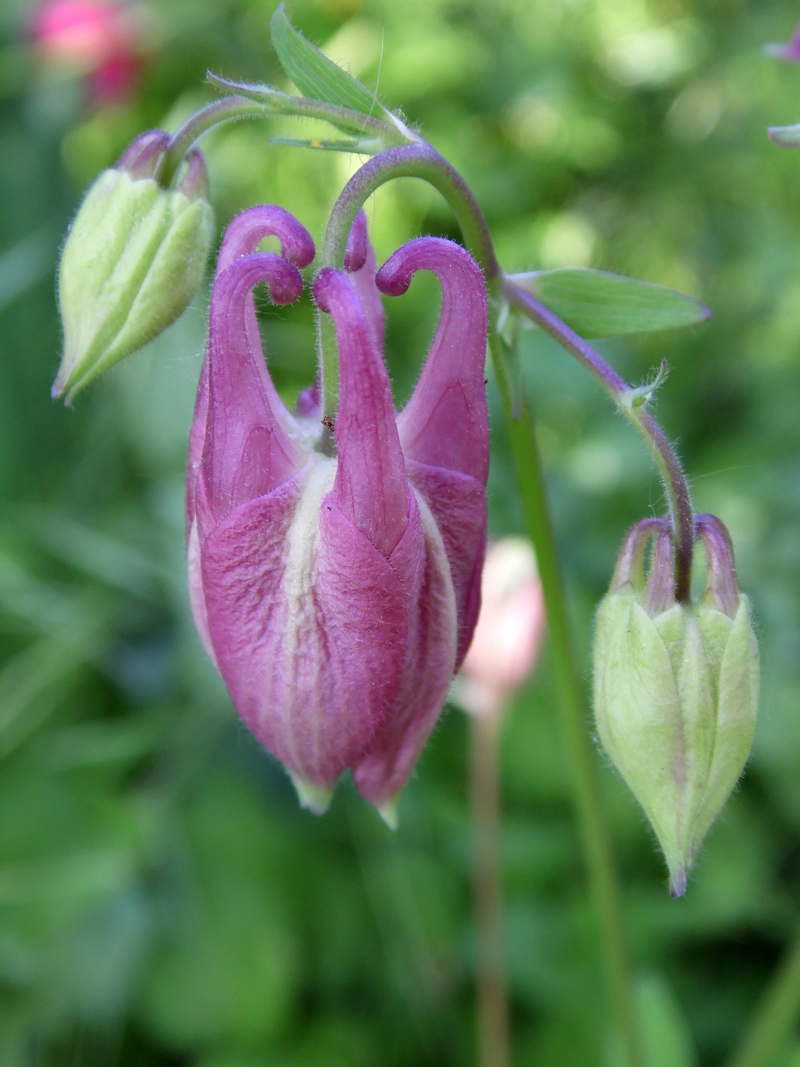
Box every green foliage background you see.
[0,0,799,1063]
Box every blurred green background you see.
[1,0,800,1063]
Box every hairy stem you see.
[471,708,511,1067]
[155,97,268,188]
[502,280,694,602]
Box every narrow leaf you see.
[511,268,710,338]
[268,135,376,154]
[270,5,387,121]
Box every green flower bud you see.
[593,515,759,896]
[53,130,214,403]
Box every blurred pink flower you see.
[32,0,145,104]
[458,537,545,716]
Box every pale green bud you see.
[53,130,214,403]
[593,516,759,896]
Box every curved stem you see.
[155,97,268,188]
[503,280,694,602]
[321,143,500,276]
[320,141,644,1067]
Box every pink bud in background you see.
[764,21,800,63]
[188,208,489,823]
[458,537,545,716]
[32,0,146,104]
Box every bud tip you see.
[289,773,333,815]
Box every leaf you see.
[511,268,710,338]
[270,5,387,121]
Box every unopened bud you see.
[53,130,214,402]
[593,515,759,896]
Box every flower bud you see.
[53,130,214,402]
[593,515,759,896]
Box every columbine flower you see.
[187,207,489,823]
[593,514,759,896]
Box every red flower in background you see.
[32,0,146,104]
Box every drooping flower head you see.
[187,206,489,823]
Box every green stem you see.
[471,707,511,1067]
[320,142,644,1067]
[155,96,268,187]
[489,331,644,1067]
[727,923,800,1067]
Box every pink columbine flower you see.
[458,537,546,717]
[187,206,489,823]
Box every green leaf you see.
[511,268,710,338]
[270,5,387,121]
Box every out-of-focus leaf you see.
[270,5,388,121]
[510,269,710,338]
[0,227,55,312]
[637,975,696,1067]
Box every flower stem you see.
[488,331,644,1067]
[470,707,511,1067]
[502,280,694,602]
[155,96,268,188]
[727,922,800,1067]
[321,142,645,1067]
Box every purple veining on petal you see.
[378,237,489,485]
[314,267,408,558]
[201,253,306,525]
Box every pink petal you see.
[353,489,458,811]
[199,470,409,789]
[187,207,316,534]
[344,210,385,348]
[201,253,307,526]
[377,237,489,485]
[405,460,486,667]
[313,268,408,558]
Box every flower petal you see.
[201,253,307,526]
[353,489,458,811]
[314,268,408,557]
[187,207,316,534]
[200,457,409,790]
[377,237,489,484]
